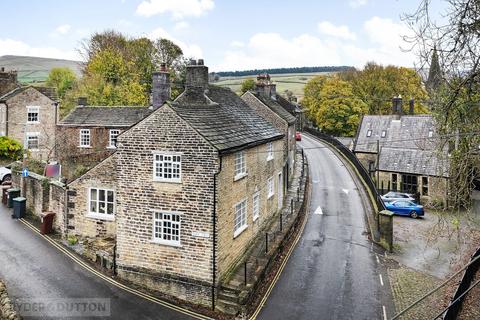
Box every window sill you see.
[106,146,117,150]
[78,146,91,148]
[234,172,247,181]
[26,121,40,125]
[233,224,248,238]
[153,178,182,184]
[267,156,274,162]
[86,213,115,221]
[267,193,274,199]
[150,239,182,247]
[253,215,259,222]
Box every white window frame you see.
[79,129,91,147]
[25,132,40,150]
[266,142,274,161]
[267,176,274,199]
[252,191,260,222]
[26,106,39,123]
[152,211,181,246]
[428,130,434,138]
[234,151,247,180]
[153,152,182,183]
[87,187,115,221]
[366,129,372,137]
[108,129,120,149]
[233,199,248,238]
[381,130,387,138]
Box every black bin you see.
[7,188,20,208]
[12,197,26,219]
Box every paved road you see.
[258,134,392,320]
[0,206,197,319]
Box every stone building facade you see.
[65,61,287,308]
[0,85,58,160]
[353,101,449,205]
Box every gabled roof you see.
[250,92,296,125]
[0,85,58,102]
[379,147,449,177]
[275,95,302,115]
[59,106,153,127]
[171,86,283,154]
[354,115,437,153]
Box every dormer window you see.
[381,130,387,138]
[366,129,372,137]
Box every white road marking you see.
[383,306,387,320]
[379,274,384,286]
[370,242,373,252]
[376,255,380,264]
[342,188,349,194]
[314,206,323,215]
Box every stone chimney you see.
[185,59,209,92]
[392,96,403,116]
[408,98,415,115]
[77,97,88,107]
[0,68,18,97]
[255,73,276,99]
[152,63,171,108]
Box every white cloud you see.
[147,27,203,58]
[55,24,71,35]
[0,38,80,61]
[349,0,367,8]
[213,17,416,71]
[174,21,189,31]
[230,41,244,48]
[318,21,356,40]
[136,0,214,19]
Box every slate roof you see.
[275,95,303,115]
[59,106,153,127]
[0,86,58,102]
[171,86,283,154]
[354,115,437,153]
[250,92,297,125]
[379,147,450,177]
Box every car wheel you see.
[2,174,11,183]
[410,211,418,219]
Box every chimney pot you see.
[197,59,204,66]
[1,67,4,72]
[77,97,88,106]
[409,98,415,115]
[159,63,167,72]
[189,59,197,66]
[392,96,403,116]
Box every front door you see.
[278,172,283,209]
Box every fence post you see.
[265,233,269,254]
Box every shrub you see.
[0,136,23,160]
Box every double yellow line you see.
[18,218,213,320]
[249,175,311,320]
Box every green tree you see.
[46,67,77,99]
[305,76,368,136]
[0,136,23,160]
[302,75,327,120]
[240,78,255,94]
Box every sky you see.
[0,0,447,72]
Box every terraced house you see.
[65,60,290,308]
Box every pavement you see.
[257,134,393,320]
[0,206,200,319]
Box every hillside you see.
[0,55,83,84]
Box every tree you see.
[404,0,480,208]
[0,136,23,160]
[153,38,183,68]
[46,67,77,99]
[240,78,255,94]
[304,76,368,136]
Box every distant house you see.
[56,104,152,163]
[353,97,449,205]
[241,74,297,185]
[0,68,59,160]
[65,60,289,308]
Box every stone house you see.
[56,105,152,163]
[65,60,288,307]
[0,71,59,160]
[353,98,449,205]
[241,74,297,185]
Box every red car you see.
[295,132,302,141]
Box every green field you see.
[0,55,82,84]
[213,72,332,99]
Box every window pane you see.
[90,201,97,213]
[107,190,114,202]
[90,189,97,200]
[99,190,105,201]
[107,203,114,214]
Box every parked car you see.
[295,132,302,141]
[381,191,415,203]
[385,200,424,218]
[0,166,11,183]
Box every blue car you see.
[384,200,424,218]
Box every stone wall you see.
[5,87,57,160]
[216,138,285,278]
[355,152,377,174]
[115,106,219,306]
[0,280,21,320]
[12,171,66,234]
[66,154,117,239]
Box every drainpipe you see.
[5,102,8,136]
[212,156,222,311]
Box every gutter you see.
[212,155,222,311]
